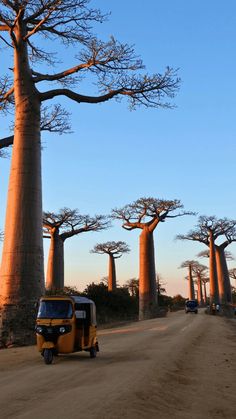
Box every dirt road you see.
[0,309,235,419]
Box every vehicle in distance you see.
[185,299,198,314]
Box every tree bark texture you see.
[188,265,195,300]
[46,233,64,291]
[0,27,44,346]
[139,228,157,320]
[209,232,219,304]
[215,246,232,304]
[108,254,116,291]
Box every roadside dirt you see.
[0,310,235,419]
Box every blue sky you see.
[1,0,236,296]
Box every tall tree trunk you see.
[203,282,207,304]
[139,227,157,320]
[215,246,232,304]
[209,231,219,304]
[197,274,203,305]
[188,265,195,300]
[46,232,64,291]
[215,246,226,304]
[108,254,116,291]
[0,30,44,346]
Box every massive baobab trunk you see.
[215,246,232,304]
[46,232,64,291]
[188,265,195,300]
[197,275,203,305]
[108,254,116,291]
[139,227,157,320]
[209,231,219,304]
[0,31,44,346]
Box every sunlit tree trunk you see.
[209,231,219,304]
[197,274,203,305]
[215,246,226,304]
[0,28,44,346]
[203,282,207,304]
[108,254,116,291]
[46,231,64,291]
[188,265,195,300]
[139,227,157,320]
[215,246,232,304]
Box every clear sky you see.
[1,0,236,296]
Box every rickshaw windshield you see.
[37,300,73,319]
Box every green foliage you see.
[45,286,81,296]
[171,294,186,310]
[83,282,138,324]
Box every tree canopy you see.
[43,207,110,240]
[112,197,194,232]
[91,241,130,258]
[0,0,180,123]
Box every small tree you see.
[125,278,139,298]
[112,197,193,320]
[91,241,130,291]
[156,273,166,303]
[43,208,109,291]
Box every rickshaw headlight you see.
[36,326,43,334]
[59,327,66,334]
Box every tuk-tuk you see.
[35,295,99,364]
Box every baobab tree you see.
[91,241,130,291]
[201,277,209,304]
[43,208,109,291]
[179,260,197,301]
[0,1,180,345]
[177,216,236,305]
[192,262,208,306]
[198,248,234,304]
[112,197,193,320]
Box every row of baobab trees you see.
[43,210,236,313]
[178,216,236,308]
[1,199,236,346]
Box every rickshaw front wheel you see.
[43,348,53,365]
[89,347,97,358]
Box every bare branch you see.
[0,77,14,111]
[0,135,13,149]
[40,104,72,134]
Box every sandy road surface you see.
[0,310,235,419]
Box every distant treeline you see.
[46,284,187,325]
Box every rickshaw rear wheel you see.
[89,347,97,358]
[44,349,53,364]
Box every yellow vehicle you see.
[35,295,99,364]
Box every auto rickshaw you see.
[35,295,99,364]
